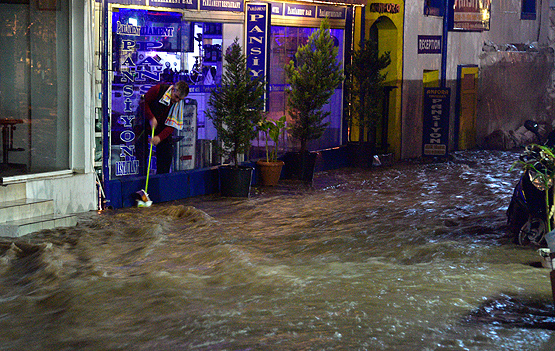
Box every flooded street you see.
[2,149,555,350]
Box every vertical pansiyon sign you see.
[245,2,270,109]
[115,22,165,177]
[112,12,178,177]
[422,88,450,156]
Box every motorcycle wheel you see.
[518,217,547,246]
[506,202,528,243]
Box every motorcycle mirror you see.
[525,120,539,133]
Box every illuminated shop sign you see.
[111,9,184,177]
[270,2,283,15]
[105,0,243,11]
[270,3,345,19]
[369,3,400,14]
[150,0,198,10]
[422,88,450,156]
[284,3,316,17]
[264,0,352,14]
[246,3,270,107]
[317,6,345,19]
[448,0,491,31]
[116,22,176,36]
[114,38,166,176]
[200,0,243,11]
[97,0,146,5]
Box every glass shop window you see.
[266,25,344,152]
[521,0,536,20]
[110,8,223,177]
[0,0,70,177]
[424,0,444,17]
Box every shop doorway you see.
[456,65,479,150]
[108,8,226,178]
[368,16,398,154]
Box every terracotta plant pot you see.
[256,160,284,186]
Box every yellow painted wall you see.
[362,0,403,159]
[423,70,439,88]
[458,66,479,150]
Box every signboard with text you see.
[422,88,450,156]
[284,3,316,18]
[173,99,197,171]
[418,35,441,54]
[104,0,347,17]
[200,0,243,12]
[110,9,197,178]
[246,3,270,109]
[448,0,491,31]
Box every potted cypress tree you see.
[284,18,343,182]
[256,115,286,186]
[206,38,266,197]
[345,39,391,167]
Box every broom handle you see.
[145,127,155,194]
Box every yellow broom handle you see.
[145,127,155,194]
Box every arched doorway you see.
[368,16,400,155]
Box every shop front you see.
[263,2,351,152]
[362,0,403,160]
[0,0,97,229]
[100,0,361,208]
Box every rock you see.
[483,130,511,150]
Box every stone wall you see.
[477,47,555,149]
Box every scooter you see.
[507,120,555,245]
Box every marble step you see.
[0,183,26,201]
[0,213,77,237]
[0,198,54,222]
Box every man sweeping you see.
[144,81,189,174]
[137,81,189,207]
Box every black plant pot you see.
[219,165,253,197]
[283,151,317,182]
[347,141,375,168]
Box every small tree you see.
[345,39,391,144]
[206,38,266,166]
[284,18,343,154]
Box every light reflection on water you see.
[1,150,555,350]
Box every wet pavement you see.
[1,149,555,350]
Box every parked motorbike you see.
[507,120,555,246]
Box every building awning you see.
[294,0,366,6]
[318,0,365,5]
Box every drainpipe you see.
[440,0,450,87]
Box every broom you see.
[137,127,155,207]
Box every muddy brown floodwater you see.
[1,150,555,350]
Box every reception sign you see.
[418,35,441,54]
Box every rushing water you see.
[1,150,555,350]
